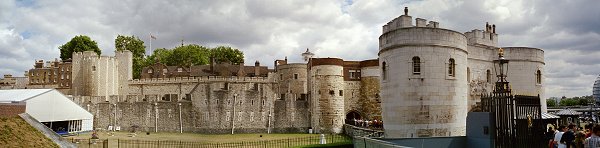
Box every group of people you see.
[349,119,383,129]
[547,124,600,148]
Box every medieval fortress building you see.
[19,8,545,137]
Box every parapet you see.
[382,16,440,34]
[130,76,276,85]
[359,59,379,67]
[464,23,498,47]
[308,58,344,67]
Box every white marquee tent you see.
[0,89,93,133]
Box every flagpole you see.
[150,33,153,55]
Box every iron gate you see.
[482,93,545,148]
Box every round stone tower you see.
[276,63,308,100]
[309,58,345,133]
[378,13,468,138]
[502,47,546,111]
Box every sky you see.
[0,0,599,98]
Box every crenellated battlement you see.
[464,22,499,47]
[382,7,440,34]
[129,75,275,84]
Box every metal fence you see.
[69,134,351,148]
[481,93,545,148]
[69,138,109,148]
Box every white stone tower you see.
[309,58,345,133]
[378,8,468,138]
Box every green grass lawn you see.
[67,131,350,147]
[70,131,317,143]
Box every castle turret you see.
[379,11,468,138]
[308,58,345,133]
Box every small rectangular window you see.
[294,73,299,79]
[339,90,343,96]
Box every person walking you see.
[562,124,577,148]
[556,125,568,148]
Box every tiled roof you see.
[542,112,560,119]
[555,108,582,116]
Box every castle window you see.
[161,94,171,101]
[536,70,542,84]
[486,70,492,83]
[467,67,471,82]
[177,67,183,72]
[92,66,96,71]
[148,69,153,74]
[349,70,361,79]
[412,56,421,75]
[294,73,299,80]
[61,75,64,80]
[339,90,343,96]
[382,62,387,80]
[262,100,265,106]
[280,74,283,80]
[185,94,191,101]
[66,68,69,72]
[329,90,335,96]
[66,75,69,80]
[162,68,167,74]
[448,58,455,77]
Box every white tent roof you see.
[0,89,52,103]
[0,89,93,122]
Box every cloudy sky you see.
[0,0,599,98]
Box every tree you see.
[115,35,146,79]
[547,99,557,107]
[59,35,101,60]
[210,46,244,64]
[171,44,211,66]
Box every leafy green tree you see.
[210,46,244,64]
[171,44,211,66]
[547,99,557,107]
[144,48,173,65]
[115,35,146,79]
[59,35,101,60]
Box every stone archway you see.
[345,110,362,126]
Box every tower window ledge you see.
[445,75,456,80]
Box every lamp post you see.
[493,48,511,93]
[178,103,182,133]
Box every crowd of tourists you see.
[547,123,600,148]
[348,119,383,129]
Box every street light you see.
[493,48,511,93]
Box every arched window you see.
[448,58,455,77]
[382,62,387,80]
[467,67,470,82]
[412,56,421,75]
[148,69,153,74]
[486,69,491,83]
[536,70,542,84]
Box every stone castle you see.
[20,8,545,136]
[379,8,544,138]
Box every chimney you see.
[254,61,260,77]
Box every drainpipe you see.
[178,103,182,133]
[154,102,158,132]
[113,103,117,131]
[231,94,238,134]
